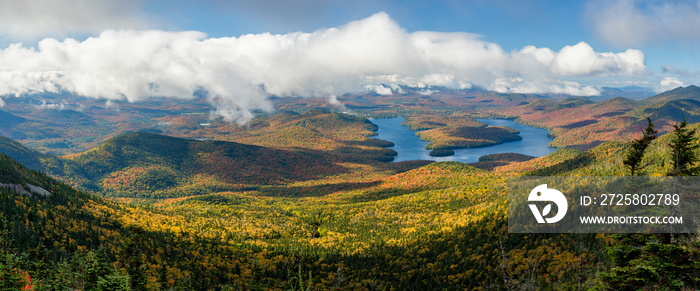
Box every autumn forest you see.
[1,86,700,290]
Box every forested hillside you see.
[2,1,700,289]
[0,151,609,290]
[479,85,700,150]
[70,132,345,198]
[1,88,700,290]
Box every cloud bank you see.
[0,12,646,123]
[586,0,700,47]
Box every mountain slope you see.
[158,110,398,162]
[0,135,51,171]
[597,86,655,100]
[0,110,32,140]
[0,144,609,289]
[480,87,700,150]
[68,132,345,197]
[1,131,349,198]
[0,110,26,127]
[0,152,130,288]
[637,99,700,123]
[0,152,275,289]
[0,135,74,178]
[486,94,640,149]
[645,85,700,104]
[520,121,700,177]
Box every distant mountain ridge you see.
[645,85,700,104]
[480,85,700,150]
[628,85,700,123]
[0,110,31,140]
[596,86,656,100]
[639,99,700,124]
[0,110,26,126]
[0,135,70,176]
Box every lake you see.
[371,117,557,163]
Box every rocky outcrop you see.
[26,184,52,197]
[0,183,51,197]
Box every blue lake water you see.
[371,117,557,163]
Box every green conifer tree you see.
[668,119,700,176]
[623,118,657,176]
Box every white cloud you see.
[552,43,645,76]
[658,77,685,92]
[0,0,149,40]
[0,12,647,123]
[417,89,436,95]
[34,100,66,111]
[105,100,120,111]
[0,98,5,108]
[586,0,700,47]
[365,84,393,95]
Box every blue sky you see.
[140,0,696,80]
[145,1,589,51]
[0,0,699,120]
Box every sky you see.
[0,0,699,123]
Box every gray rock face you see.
[26,184,52,197]
[0,183,51,197]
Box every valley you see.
[1,86,700,289]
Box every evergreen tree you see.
[668,119,700,176]
[599,234,700,290]
[601,120,700,290]
[0,222,28,290]
[121,227,148,291]
[623,118,657,176]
